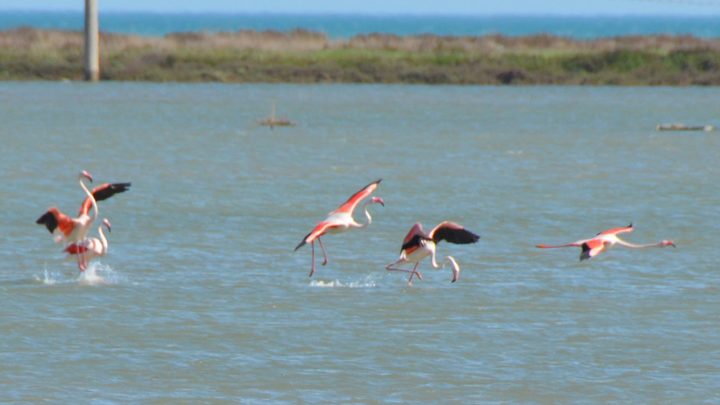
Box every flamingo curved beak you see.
[80,170,94,182]
[102,218,112,233]
[372,196,385,207]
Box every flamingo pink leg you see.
[386,260,424,285]
[317,237,329,266]
[406,262,421,285]
[77,253,87,272]
[309,241,316,277]
[74,247,86,272]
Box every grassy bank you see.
[1,27,719,84]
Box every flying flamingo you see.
[295,179,384,277]
[36,170,130,245]
[536,223,676,261]
[64,218,112,272]
[386,221,480,285]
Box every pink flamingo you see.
[536,223,675,261]
[36,170,98,245]
[295,179,384,277]
[36,170,130,246]
[386,221,480,285]
[64,218,112,272]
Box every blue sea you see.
[1,11,720,38]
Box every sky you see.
[1,0,720,15]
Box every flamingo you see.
[386,221,480,285]
[36,170,130,245]
[64,218,111,272]
[295,179,385,277]
[536,223,676,261]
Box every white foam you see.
[35,268,59,285]
[309,275,377,288]
[77,262,124,286]
[34,262,127,286]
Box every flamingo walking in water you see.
[536,223,675,261]
[386,221,480,285]
[295,179,385,277]
[64,218,112,271]
[36,170,130,245]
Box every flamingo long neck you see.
[429,245,440,268]
[430,251,439,268]
[615,237,664,249]
[355,200,376,228]
[97,226,108,255]
[79,178,98,220]
[429,250,456,272]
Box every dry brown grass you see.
[1,28,719,84]
[3,27,717,54]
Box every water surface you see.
[1,83,719,402]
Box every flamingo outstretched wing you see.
[36,208,74,237]
[295,221,338,251]
[78,182,132,216]
[329,179,381,215]
[430,221,480,245]
[597,223,633,236]
[536,241,583,249]
[400,222,429,253]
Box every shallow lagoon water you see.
[1,83,719,402]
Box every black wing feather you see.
[93,183,131,202]
[36,211,57,233]
[580,243,592,261]
[401,234,427,252]
[432,226,480,245]
[294,231,311,251]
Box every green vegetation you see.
[1,28,719,84]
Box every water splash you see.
[77,262,125,286]
[33,262,126,286]
[34,268,60,285]
[309,275,377,288]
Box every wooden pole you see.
[84,0,99,81]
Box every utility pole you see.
[84,0,99,81]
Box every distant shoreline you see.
[1,28,719,85]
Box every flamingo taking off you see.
[64,218,112,272]
[36,170,130,245]
[295,179,385,277]
[536,223,676,261]
[386,221,480,285]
